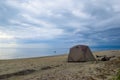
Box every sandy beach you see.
[0,50,120,80]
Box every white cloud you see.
[0,25,64,40]
[72,10,90,19]
[6,0,90,18]
[20,14,55,28]
[0,32,14,39]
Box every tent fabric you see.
[68,45,96,62]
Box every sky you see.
[0,0,120,59]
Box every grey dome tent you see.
[68,45,96,62]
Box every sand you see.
[0,50,120,80]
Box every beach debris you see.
[96,55,115,61]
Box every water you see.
[0,47,120,59]
[91,46,120,51]
[0,48,68,59]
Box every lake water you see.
[0,48,68,59]
[0,47,120,59]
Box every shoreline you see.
[0,49,120,60]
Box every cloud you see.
[0,0,120,49]
[0,25,64,40]
[0,32,14,39]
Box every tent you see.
[68,45,96,62]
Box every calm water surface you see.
[0,47,119,59]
